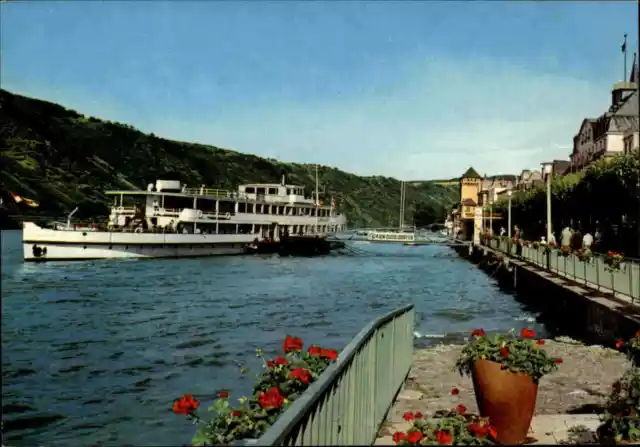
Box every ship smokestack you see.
[281,170,287,186]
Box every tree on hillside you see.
[413,202,447,227]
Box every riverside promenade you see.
[455,238,640,345]
[374,338,629,445]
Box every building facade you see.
[569,79,638,171]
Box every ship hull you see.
[22,222,255,262]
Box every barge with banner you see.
[22,175,347,261]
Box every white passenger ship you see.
[22,176,347,261]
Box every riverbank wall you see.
[452,244,640,345]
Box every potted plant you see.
[394,408,498,445]
[576,248,592,263]
[597,333,640,445]
[544,241,557,255]
[597,368,640,445]
[604,251,625,271]
[172,335,339,445]
[454,328,562,445]
[560,245,571,257]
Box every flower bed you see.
[394,406,498,445]
[172,335,339,445]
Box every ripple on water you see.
[1,231,548,446]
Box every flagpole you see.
[623,33,628,80]
[637,0,640,257]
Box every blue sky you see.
[3,1,639,180]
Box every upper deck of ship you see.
[105,180,331,208]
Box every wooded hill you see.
[0,89,459,228]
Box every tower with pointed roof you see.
[459,167,482,220]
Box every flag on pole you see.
[10,191,39,207]
[622,34,627,53]
[630,52,638,83]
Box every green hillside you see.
[0,89,459,228]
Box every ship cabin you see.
[369,231,416,243]
[105,179,343,236]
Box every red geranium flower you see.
[435,430,453,445]
[471,329,486,337]
[456,404,467,415]
[321,348,338,361]
[414,411,423,418]
[488,426,498,440]
[469,423,488,438]
[231,410,242,417]
[258,387,285,409]
[535,339,545,345]
[267,360,276,368]
[616,339,624,349]
[500,347,509,358]
[451,387,459,396]
[403,411,415,421]
[308,345,323,356]
[392,432,405,444]
[172,394,200,415]
[405,431,424,444]
[555,358,563,364]
[289,367,312,384]
[218,391,229,399]
[283,335,303,353]
[275,356,289,365]
[520,328,536,339]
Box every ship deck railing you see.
[250,303,415,446]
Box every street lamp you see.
[481,191,488,234]
[541,162,553,241]
[507,189,513,239]
[489,194,494,235]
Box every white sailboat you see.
[367,181,417,243]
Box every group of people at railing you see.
[480,229,629,267]
[495,225,600,252]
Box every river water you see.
[1,230,545,446]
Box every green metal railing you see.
[254,304,415,446]
[485,239,640,303]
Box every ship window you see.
[286,188,292,195]
[246,187,255,194]
[238,202,246,213]
[268,188,277,195]
[256,187,266,195]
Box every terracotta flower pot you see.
[472,359,538,445]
